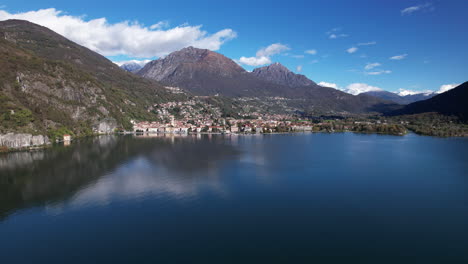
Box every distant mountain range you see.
[362,90,436,105]
[138,47,398,114]
[117,60,150,73]
[389,82,468,120]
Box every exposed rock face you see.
[0,133,50,149]
[93,118,118,134]
[252,63,316,87]
[139,46,246,82]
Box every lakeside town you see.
[128,88,468,137]
[130,98,408,136]
[132,117,408,135]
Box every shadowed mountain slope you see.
[0,19,184,136]
[363,90,435,105]
[389,82,468,120]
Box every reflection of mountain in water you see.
[0,135,240,220]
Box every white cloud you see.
[0,8,236,58]
[305,49,317,55]
[397,88,434,96]
[238,56,271,67]
[256,43,289,57]
[296,65,303,72]
[329,33,348,39]
[345,83,383,95]
[390,54,408,60]
[113,59,151,67]
[437,83,460,94]
[149,21,169,30]
[318,82,339,90]
[347,47,358,54]
[326,28,348,39]
[326,27,341,34]
[358,41,377,46]
[239,43,289,66]
[365,70,392,75]
[364,62,381,70]
[310,59,319,64]
[401,3,434,15]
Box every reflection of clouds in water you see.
[236,135,267,166]
[240,150,267,167]
[47,146,232,213]
[234,136,277,185]
[1,135,241,219]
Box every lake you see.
[1,133,467,263]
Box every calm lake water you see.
[1,133,467,263]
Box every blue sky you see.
[0,0,466,94]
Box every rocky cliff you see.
[0,133,50,149]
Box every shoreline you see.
[3,129,467,154]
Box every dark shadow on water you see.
[0,134,241,220]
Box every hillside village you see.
[133,98,306,134]
[132,96,410,135]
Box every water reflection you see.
[0,134,241,220]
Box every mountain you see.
[138,47,398,113]
[118,61,149,73]
[0,19,181,137]
[389,82,468,120]
[251,63,316,87]
[401,93,436,104]
[363,90,436,105]
[138,46,288,97]
[138,48,310,96]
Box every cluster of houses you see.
[132,118,315,134]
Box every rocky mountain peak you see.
[251,63,316,87]
[117,61,149,73]
[138,46,245,82]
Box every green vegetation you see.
[307,120,407,135]
[390,113,468,137]
[47,127,74,142]
[203,96,243,118]
[0,21,191,138]
[0,94,37,134]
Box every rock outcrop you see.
[252,63,316,87]
[93,118,118,134]
[0,133,50,149]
